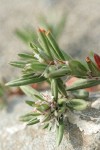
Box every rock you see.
[0,93,100,150]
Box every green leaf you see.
[57,78,67,97]
[27,118,40,125]
[37,104,50,112]
[34,94,46,101]
[15,29,31,43]
[25,100,35,106]
[20,85,45,101]
[19,116,35,122]
[47,68,71,78]
[6,76,46,86]
[16,74,39,81]
[20,112,41,117]
[71,90,89,99]
[61,50,72,61]
[38,29,53,59]
[30,43,51,63]
[58,105,66,113]
[86,57,100,76]
[15,27,37,44]
[42,123,49,129]
[67,79,100,91]
[54,13,66,40]
[10,61,26,68]
[21,73,35,78]
[51,79,58,101]
[46,31,65,60]
[0,84,5,96]
[30,42,39,54]
[42,114,51,122]
[67,99,88,111]
[18,53,35,59]
[30,63,47,72]
[56,118,64,146]
[69,60,88,77]
[58,98,67,105]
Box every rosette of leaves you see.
[6,28,100,146]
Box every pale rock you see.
[0,93,100,150]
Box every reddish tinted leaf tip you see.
[86,57,91,63]
[38,28,46,33]
[45,30,51,36]
[94,53,100,69]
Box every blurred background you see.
[0,0,100,148]
[0,0,100,81]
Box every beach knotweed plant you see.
[6,28,100,146]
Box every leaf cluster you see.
[6,28,100,146]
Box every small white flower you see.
[38,115,44,123]
[25,63,31,68]
[34,53,43,63]
[42,91,53,102]
[34,53,40,59]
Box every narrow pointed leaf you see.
[61,50,72,61]
[71,90,89,99]
[21,112,41,117]
[37,104,50,112]
[67,99,88,111]
[57,78,67,97]
[43,123,49,129]
[19,116,35,122]
[27,118,40,125]
[46,31,65,60]
[56,119,64,146]
[38,29,53,59]
[30,42,39,54]
[18,53,35,59]
[47,68,71,78]
[69,60,88,77]
[30,63,47,71]
[20,85,44,101]
[25,100,35,106]
[51,79,58,101]
[42,114,51,122]
[10,61,26,68]
[6,76,46,86]
[86,57,100,76]
[67,79,100,91]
